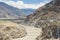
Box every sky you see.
[0,0,51,9]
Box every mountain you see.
[21,9,35,16]
[25,0,60,27]
[25,0,60,40]
[0,2,26,19]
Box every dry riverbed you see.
[13,25,42,40]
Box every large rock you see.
[0,21,27,40]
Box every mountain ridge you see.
[0,2,26,19]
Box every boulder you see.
[0,21,27,40]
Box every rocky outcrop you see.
[0,21,27,40]
[36,20,60,40]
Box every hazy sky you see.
[0,0,51,9]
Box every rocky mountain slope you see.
[25,0,60,27]
[0,2,25,19]
[25,0,60,40]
